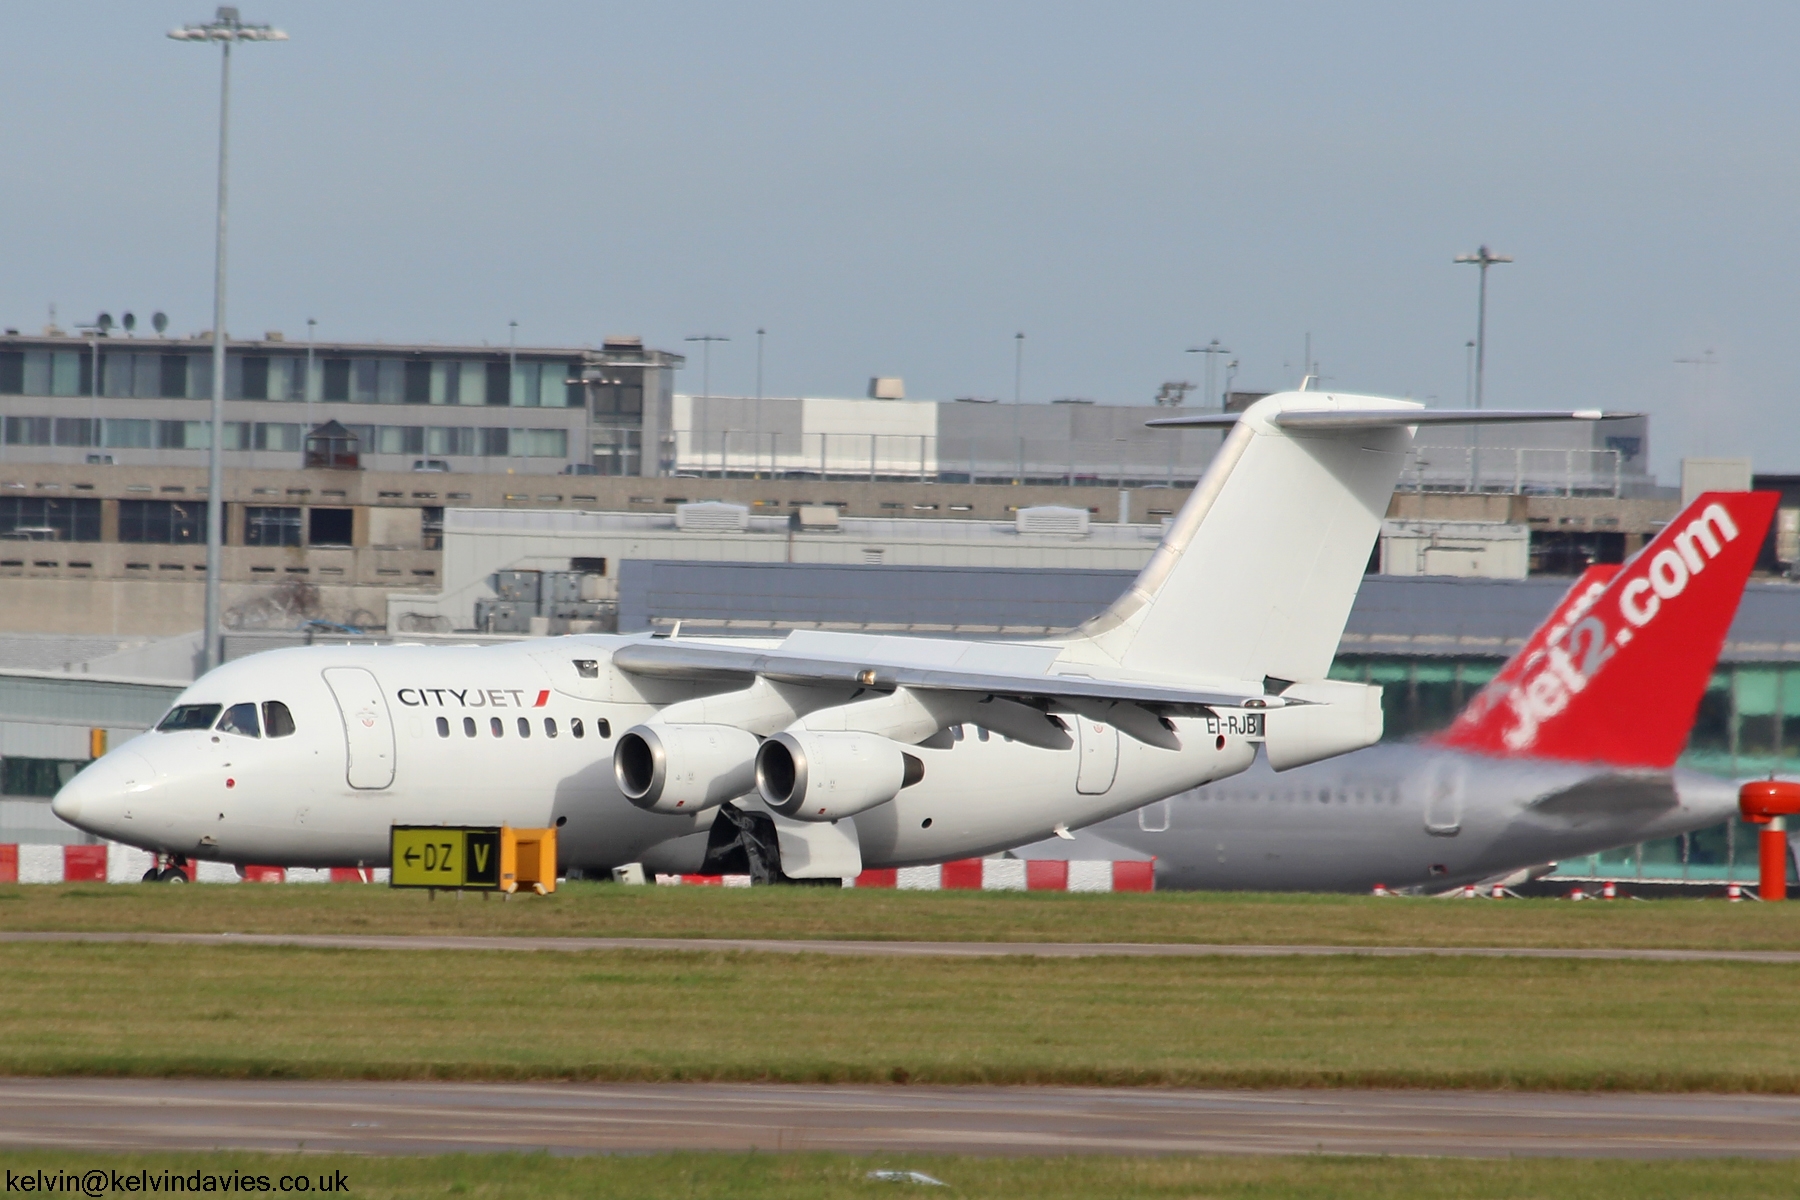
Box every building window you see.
[308,507,353,546]
[50,352,80,396]
[480,427,510,457]
[485,361,510,406]
[159,355,189,399]
[0,352,22,395]
[253,423,302,452]
[426,427,474,457]
[404,359,431,404]
[1,757,82,797]
[421,506,444,551]
[4,417,51,446]
[322,358,352,401]
[53,418,97,447]
[246,506,302,547]
[0,497,101,542]
[240,355,270,400]
[103,419,154,449]
[376,426,426,455]
[119,499,201,544]
[525,428,568,457]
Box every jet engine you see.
[614,723,760,814]
[755,730,925,822]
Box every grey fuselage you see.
[1080,742,1739,892]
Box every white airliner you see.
[52,390,1629,882]
[1023,491,1775,891]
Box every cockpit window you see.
[157,704,222,732]
[262,701,296,738]
[217,703,261,738]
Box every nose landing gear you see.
[141,854,192,883]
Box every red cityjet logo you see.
[395,688,551,708]
[1502,502,1740,751]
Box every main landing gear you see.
[141,853,191,883]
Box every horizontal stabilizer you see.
[1147,408,1639,430]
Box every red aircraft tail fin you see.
[1436,491,1776,769]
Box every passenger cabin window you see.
[436,717,450,738]
[490,717,503,737]
[570,718,584,738]
[216,703,260,738]
[262,701,296,738]
[463,717,476,737]
[158,704,221,732]
[597,718,611,738]
[544,718,558,738]
[517,717,531,738]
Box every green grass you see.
[5,942,1799,1090]
[5,880,1800,951]
[0,1151,1792,1199]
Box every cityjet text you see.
[395,688,551,709]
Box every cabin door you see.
[1422,756,1466,837]
[322,667,396,789]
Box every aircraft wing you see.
[609,640,1266,715]
[1146,408,1641,429]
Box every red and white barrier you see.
[847,858,1154,892]
[0,843,388,884]
[1,842,1149,891]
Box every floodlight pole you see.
[1455,245,1512,410]
[304,317,316,451]
[685,335,728,477]
[754,327,765,478]
[170,7,287,671]
[1013,332,1025,484]
[1186,339,1232,409]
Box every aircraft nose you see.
[52,750,158,831]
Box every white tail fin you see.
[1067,391,1421,686]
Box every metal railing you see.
[1396,447,1627,497]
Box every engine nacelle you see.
[1262,681,1385,771]
[614,723,760,814]
[755,730,924,822]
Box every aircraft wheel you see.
[140,867,162,883]
[158,867,188,883]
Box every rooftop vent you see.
[868,377,905,400]
[675,501,750,532]
[1016,505,1090,537]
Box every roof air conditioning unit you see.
[1015,505,1090,537]
[675,501,750,532]
[868,376,905,400]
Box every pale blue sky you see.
[4,2,1797,479]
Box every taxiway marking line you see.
[2,930,1799,963]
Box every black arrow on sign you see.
[404,846,420,867]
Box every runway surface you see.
[5,929,1800,963]
[1,1079,1797,1158]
